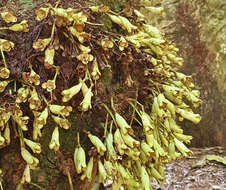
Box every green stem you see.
[67,170,74,190]
[17,123,25,148]
[0,46,7,68]
[77,132,80,147]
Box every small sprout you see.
[21,147,39,168]
[1,11,17,23]
[42,79,56,92]
[8,20,29,32]
[88,133,106,156]
[28,88,42,110]
[35,8,49,21]
[16,87,30,103]
[52,115,71,129]
[33,38,51,51]
[49,126,60,151]
[0,39,14,52]
[0,67,10,79]
[49,104,72,117]
[61,82,83,102]
[24,138,41,154]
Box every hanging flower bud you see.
[21,165,31,184]
[145,133,154,148]
[140,111,154,134]
[176,108,202,124]
[1,11,17,23]
[28,88,42,110]
[174,133,192,144]
[49,126,60,151]
[24,138,41,154]
[3,123,10,145]
[61,82,82,102]
[33,38,51,51]
[105,132,117,161]
[8,20,29,32]
[0,39,14,52]
[22,69,40,86]
[98,159,107,183]
[49,104,72,117]
[115,112,134,135]
[141,166,151,190]
[0,132,5,146]
[141,141,154,157]
[36,107,48,126]
[149,164,164,183]
[33,121,42,141]
[52,115,71,129]
[91,59,101,80]
[81,156,94,181]
[35,8,49,21]
[104,160,115,176]
[42,79,56,92]
[44,46,55,68]
[88,133,106,156]
[0,80,10,92]
[16,87,30,103]
[101,38,114,50]
[174,137,192,157]
[0,67,10,79]
[120,131,140,149]
[21,147,39,167]
[0,110,11,127]
[74,146,86,174]
[80,88,93,112]
[113,128,128,155]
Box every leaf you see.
[206,154,226,165]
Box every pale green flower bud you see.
[49,127,60,151]
[24,138,41,154]
[88,133,106,156]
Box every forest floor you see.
[150,147,226,190]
